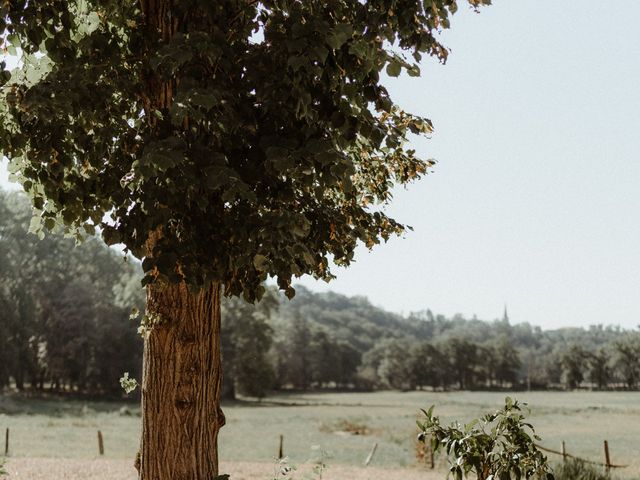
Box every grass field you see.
[1,391,639,478]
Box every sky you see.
[2,1,640,329]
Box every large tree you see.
[0,1,490,478]
[220,288,277,399]
[560,343,589,389]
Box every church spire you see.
[502,304,509,323]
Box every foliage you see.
[359,338,414,390]
[490,335,522,386]
[272,457,297,480]
[120,372,139,394]
[221,289,279,399]
[410,342,449,390]
[588,348,611,391]
[279,291,640,391]
[552,459,610,480]
[308,445,330,480]
[272,308,361,390]
[417,398,554,480]
[3,187,640,395]
[3,208,640,395]
[560,345,589,389]
[269,446,330,480]
[1,1,494,474]
[612,336,640,389]
[441,337,478,390]
[0,190,143,393]
[0,0,490,302]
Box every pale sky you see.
[3,1,640,329]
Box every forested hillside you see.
[275,288,639,392]
[2,190,639,396]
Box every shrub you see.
[552,459,610,480]
[417,397,554,480]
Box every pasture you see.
[1,391,639,478]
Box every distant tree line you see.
[0,191,144,394]
[2,190,640,396]
[269,291,640,393]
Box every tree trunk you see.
[138,281,225,480]
[14,365,24,390]
[221,375,236,401]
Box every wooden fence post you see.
[278,434,283,459]
[97,430,104,456]
[604,440,611,474]
[561,441,566,462]
[364,442,378,466]
[4,428,8,456]
[428,440,435,469]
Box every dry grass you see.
[3,458,442,480]
[2,391,640,478]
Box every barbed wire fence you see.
[535,441,628,473]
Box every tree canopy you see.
[1,0,490,301]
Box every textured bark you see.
[139,281,225,480]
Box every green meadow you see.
[1,391,639,477]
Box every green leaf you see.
[102,226,121,246]
[119,372,138,394]
[287,55,307,71]
[0,0,486,303]
[7,33,20,48]
[407,64,421,77]
[190,91,218,110]
[465,419,479,432]
[253,254,269,272]
[327,23,353,50]
[0,69,11,86]
[44,217,56,231]
[266,146,294,171]
[386,59,402,77]
[28,216,41,235]
[302,251,314,265]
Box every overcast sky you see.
[3,1,640,329]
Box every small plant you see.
[417,397,554,480]
[553,459,610,480]
[119,371,139,394]
[308,445,330,480]
[271,457,297,480]
[0,458,6,476]
[269,446,330,480]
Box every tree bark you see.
[138,281,225,480]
